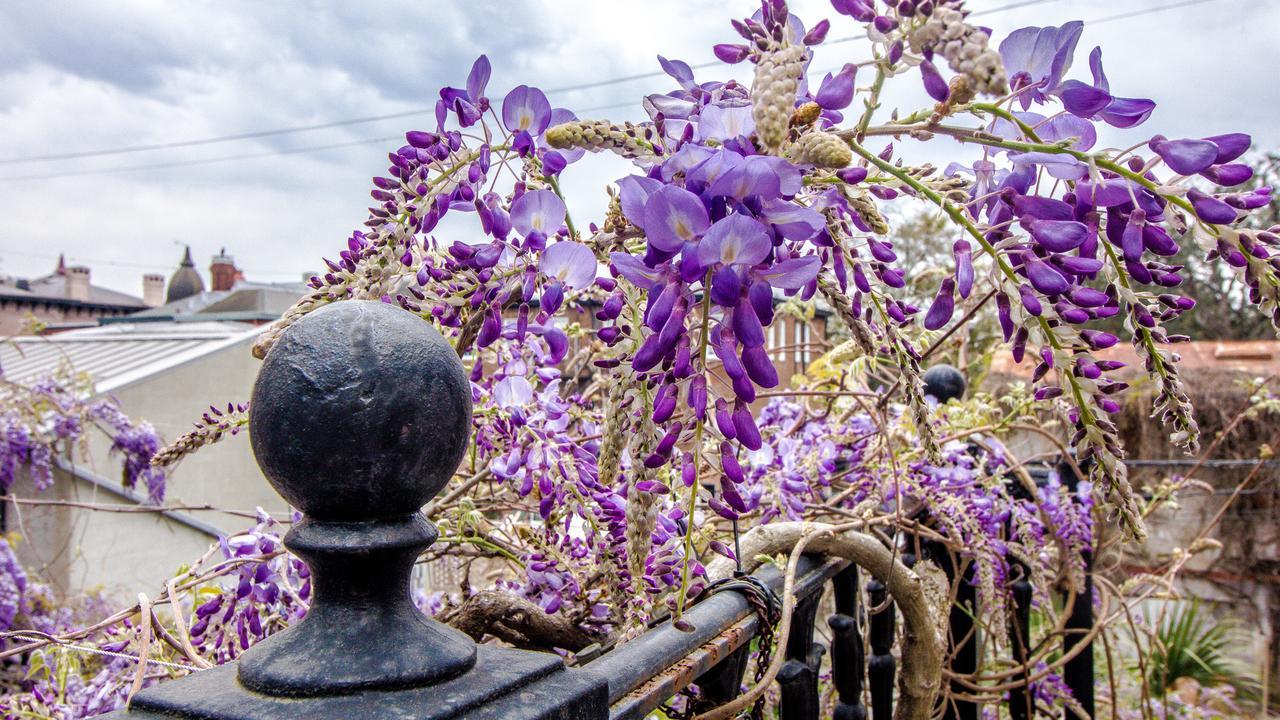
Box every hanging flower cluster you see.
[1,367,168,502]
[185,511,310,665]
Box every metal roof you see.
[1,321,260,393]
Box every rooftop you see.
[0,320,260,393]
[117,280,308,325]
[0,256,146,309]
[988,340,1280,378]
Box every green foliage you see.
[1144,600,1257,696]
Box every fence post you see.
[1007,562,1034,720]
[925,540,978,720]
[922,364,979,720]
[1060,459,1095,719]
[866,576,896,720]
[829,565,867,720]
[101,301,607,720]
[778,590,826,720]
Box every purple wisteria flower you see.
[503,85,552,156]
[437,55,491,129]
[1000,25,1155,128]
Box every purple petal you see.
[713,43,750,64]
[708,156,781,200]
[923,278,955,330]
[644,186,711,252]
[1201,163,1253,187]
[815,64,856,110]
[1187,188,1238,225]
[954,240,973,298]
[919,59,950,102]
[759,256,820,289]
[1024,256,1070,295]
[493,376,533,408]
[1057,79,1112,117]
[698,104,756,142]
[541,241,597,289]
[1012,195,1075,221]
[1098,96,1155,129]
[502,85,552,134]
[1038,113,1097,151]
[999,21,1083,106]
[733,297,766,348]
[609,252,660,289]
[1009,152,1087,181]
[1204,133,1251,164]
[698,214,772,268]
[741,345,778,388]
[658,55,696,90]
[759,200,824,241]
[542,150,567,176]
[732,401,762,450]
[1025,217,1089,252]
[511,189,566,237]
[710,265,743,306]
[749,280,774,325]
[1150,137,1220,176]
[1076,179,1136,208]
[617,175,663,226]
[467,55,491,102]
[1069,286,1109,307]
[803,18,830,45]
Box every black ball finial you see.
[922,364,966,404]
[239,300,478,696]
[249,300,472,521]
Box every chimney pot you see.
[210,251,241,292]
[143,273,166,307]
[66,265,91,302]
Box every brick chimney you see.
[66,265,91,302]
[143,273,166,307]
[210,248,242,292]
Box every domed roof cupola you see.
[165,246,206,303]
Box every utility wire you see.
[0,136,399,182]
[0,0,1225,181]
[0,0,1059,166]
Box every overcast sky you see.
[1,0,1277,296]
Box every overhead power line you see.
[0,0,1060,167]
[0,136,400,183]
[0,0,1224,181]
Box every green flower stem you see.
[546,175,580,240]
[967,102,1043,143]
[1096,237,1173,389]
[674,271,715,620]
[855,58,889,138]
[437,535,524,565]
[845,138,1100,431]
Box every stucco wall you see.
[4,469,215,599]
[3,336,285,600]
[98,339,288,532]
